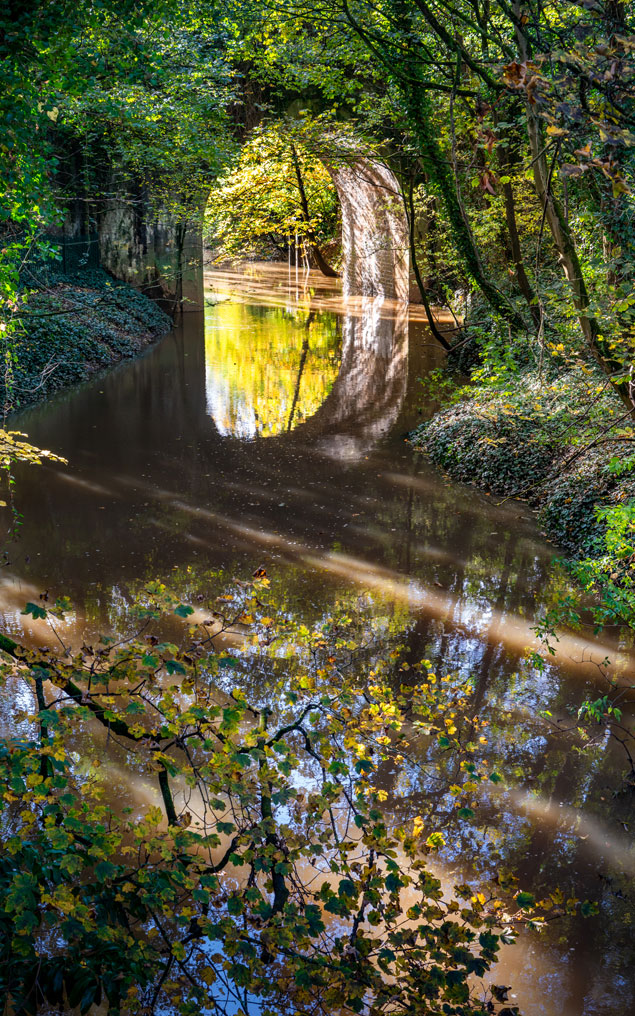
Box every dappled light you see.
[3,256,634,1013]
[3,0,635,1006]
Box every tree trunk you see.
[496,126,541,329]
[514,7,635,415]
[401,81,528,332]
[290,144,340,278]
[405,173,451,350]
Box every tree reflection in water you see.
[0,264,633,1016]
[204,288,408,461]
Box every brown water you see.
[2,263,634,1015]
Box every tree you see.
[1,0,234,415]
[233,0,635,405]
[0,578,538,1016]
[206,117,341,274]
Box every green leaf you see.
[21,601,47,620]
[166,660,186,676]
[514,891,535,909]
[227,894,243,915]
[95,860,117,880]
[218,655,239,669]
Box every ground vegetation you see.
[1,0,635,1012]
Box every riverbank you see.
[7,267,172,412]
[3,262,634,1015]
[410,364,635,632]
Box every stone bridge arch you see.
[89,153,411,311]
[328,158,410,303]
[201,154,413,457]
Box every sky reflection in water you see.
[0,263,633,1016]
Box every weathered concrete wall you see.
[52,167,205,314]
[97,189,204,314]
[330,160,409,303]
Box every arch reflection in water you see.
[203,294,408,460]
[294,296,408,460]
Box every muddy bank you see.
[8,268,171,412]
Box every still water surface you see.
[2,264,633,1015]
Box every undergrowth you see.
[6,267,171,411]
[411,359,635,634]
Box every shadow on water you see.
[1,262,634,1016]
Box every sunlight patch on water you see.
[139,494,635,684]
[503,786,635,875]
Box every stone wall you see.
[50,169,204,315]
[330,160,410,303]
[97,189,204,314]
[52,153,410,311]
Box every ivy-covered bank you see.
[410,367,635,634]
[6,269,171,412]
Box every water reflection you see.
[203,271,409,459]
[292,297,408,459]
[204,302,341,438]
[0,263,634,1015]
